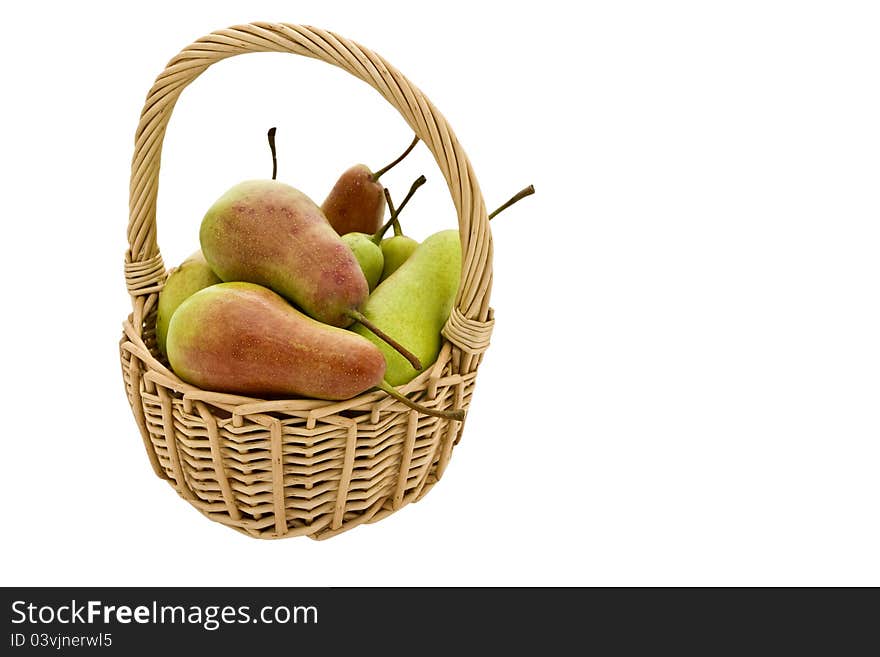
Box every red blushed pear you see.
[166,282,386,400]
[199,128,423,371]
[200,179,365,326]
[321,135,420,236]
[166,282,464,420]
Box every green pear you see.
[352,229,461,386]
[380,234,419,281]
[155,250,221,356]
[342,232,383,291]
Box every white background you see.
[1,1,878,587]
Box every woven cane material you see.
[120,23,493,539]
[441,307,495,355]
[124,253,166,296]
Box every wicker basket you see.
[119,23,494,540]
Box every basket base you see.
[121,321,474,540]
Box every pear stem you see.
[385,193,404,237]
[267,127,278,180]
[489,184,535,220]
[372,175,427,243]
[348,310,423,371]
[377,381,466,421]
[372,135,420,181]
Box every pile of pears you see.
[156,129,533,421]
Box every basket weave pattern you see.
[119,23,493,539]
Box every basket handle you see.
[125,23,494,344]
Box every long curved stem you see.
[377,381,465,421]
[372,175,427,243]
[372,134,420,181]
[348,310,422,371]
[385,192,403,236]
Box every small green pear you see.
[353,229,461,386]
[380,234,419,281]
[155,250,221,356]
[342,232,383,291]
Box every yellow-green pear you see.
[353,229,461,386]
[155,250,221,356]
[342,232,384,291]
[379,234,419,281]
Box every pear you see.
[321,135,419,235]
[166,282,464,419]
[200,178,366,327]
[166,282,386,400]
[341,175,426,292]
[353,229,462,386]
[155,250,221,356]
[380,235,419,281]
[342,232,383,290]
[199,128,422,371]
